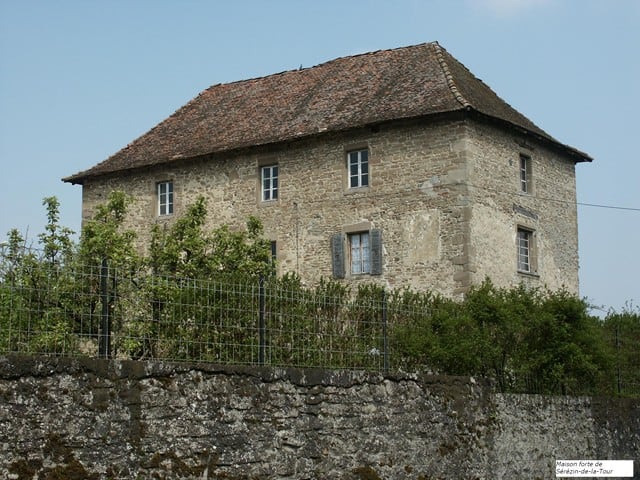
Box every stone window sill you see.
[517,270,540,279]
[344,187,370,196]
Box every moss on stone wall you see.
[0,356,637,479]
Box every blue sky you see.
[1,0,638,313]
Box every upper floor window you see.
[517,227,535,273]
[157,181,174,216]
[348,149,369,188]
[261,165,278,201]
[519,154,532,193]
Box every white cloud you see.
[468,0,552,17]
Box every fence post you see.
[382,289,389,374]
[616,322,621,395]
[258,275,265,366]
[99,258,111,359]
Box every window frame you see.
[349,231,371,275]
[347,149,369,189]
[157,181,174,216]
[519,154,532,194]
[517,227,536,274]
[331,228,382,278]
[261,165,279,202]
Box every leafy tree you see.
[462,281,532,388]
[0,199,78,354]
[78,190,138,268]
[150,196,273,278]
[68,191,139,356]
[39,196,75,266]
[603,305,640,396]
[126,196,274,361]
[149,196,209,277]
[524,290,613,394]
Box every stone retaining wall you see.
[0,356,637,479]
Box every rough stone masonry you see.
[1,355,638,479]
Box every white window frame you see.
[349,231,371,274]
[157,181,174,216]
[520,154,532,193]
[261,165,278,201]
[348,150,369,189]
[517,227,534,273]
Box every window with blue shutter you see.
[331,233,345,279]
[350,232,370,274]
[332,229,383,277]
[370,229,383,275]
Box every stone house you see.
[64,42,591,296]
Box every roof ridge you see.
[433,43,471,109]
[201,42,441,89]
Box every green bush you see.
[603,305,640,396]
[0,195,634,397]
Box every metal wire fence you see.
[0,258,397,371]
[605,318,640,397]
[1,251,638,397]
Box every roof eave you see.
[467,109,593,163]
[62,175,85,185]
[61,110,467,184]
[62,108,591,186]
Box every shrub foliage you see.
[1,193,638,396]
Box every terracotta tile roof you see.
[64,42,591,184]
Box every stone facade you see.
[1,356,638,479]
[80,114,580,296]
[466,121,580,292]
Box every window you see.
[348,150,369,188]
[519,154,532,193]
[331,229,382,278]
[350,232,371,274]
[157,181,174,216]
[261,165,278,201]
[517,227,535,273]
[270,241,277,263]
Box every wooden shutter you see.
[370,229,383,275]
[331,233,345,279]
